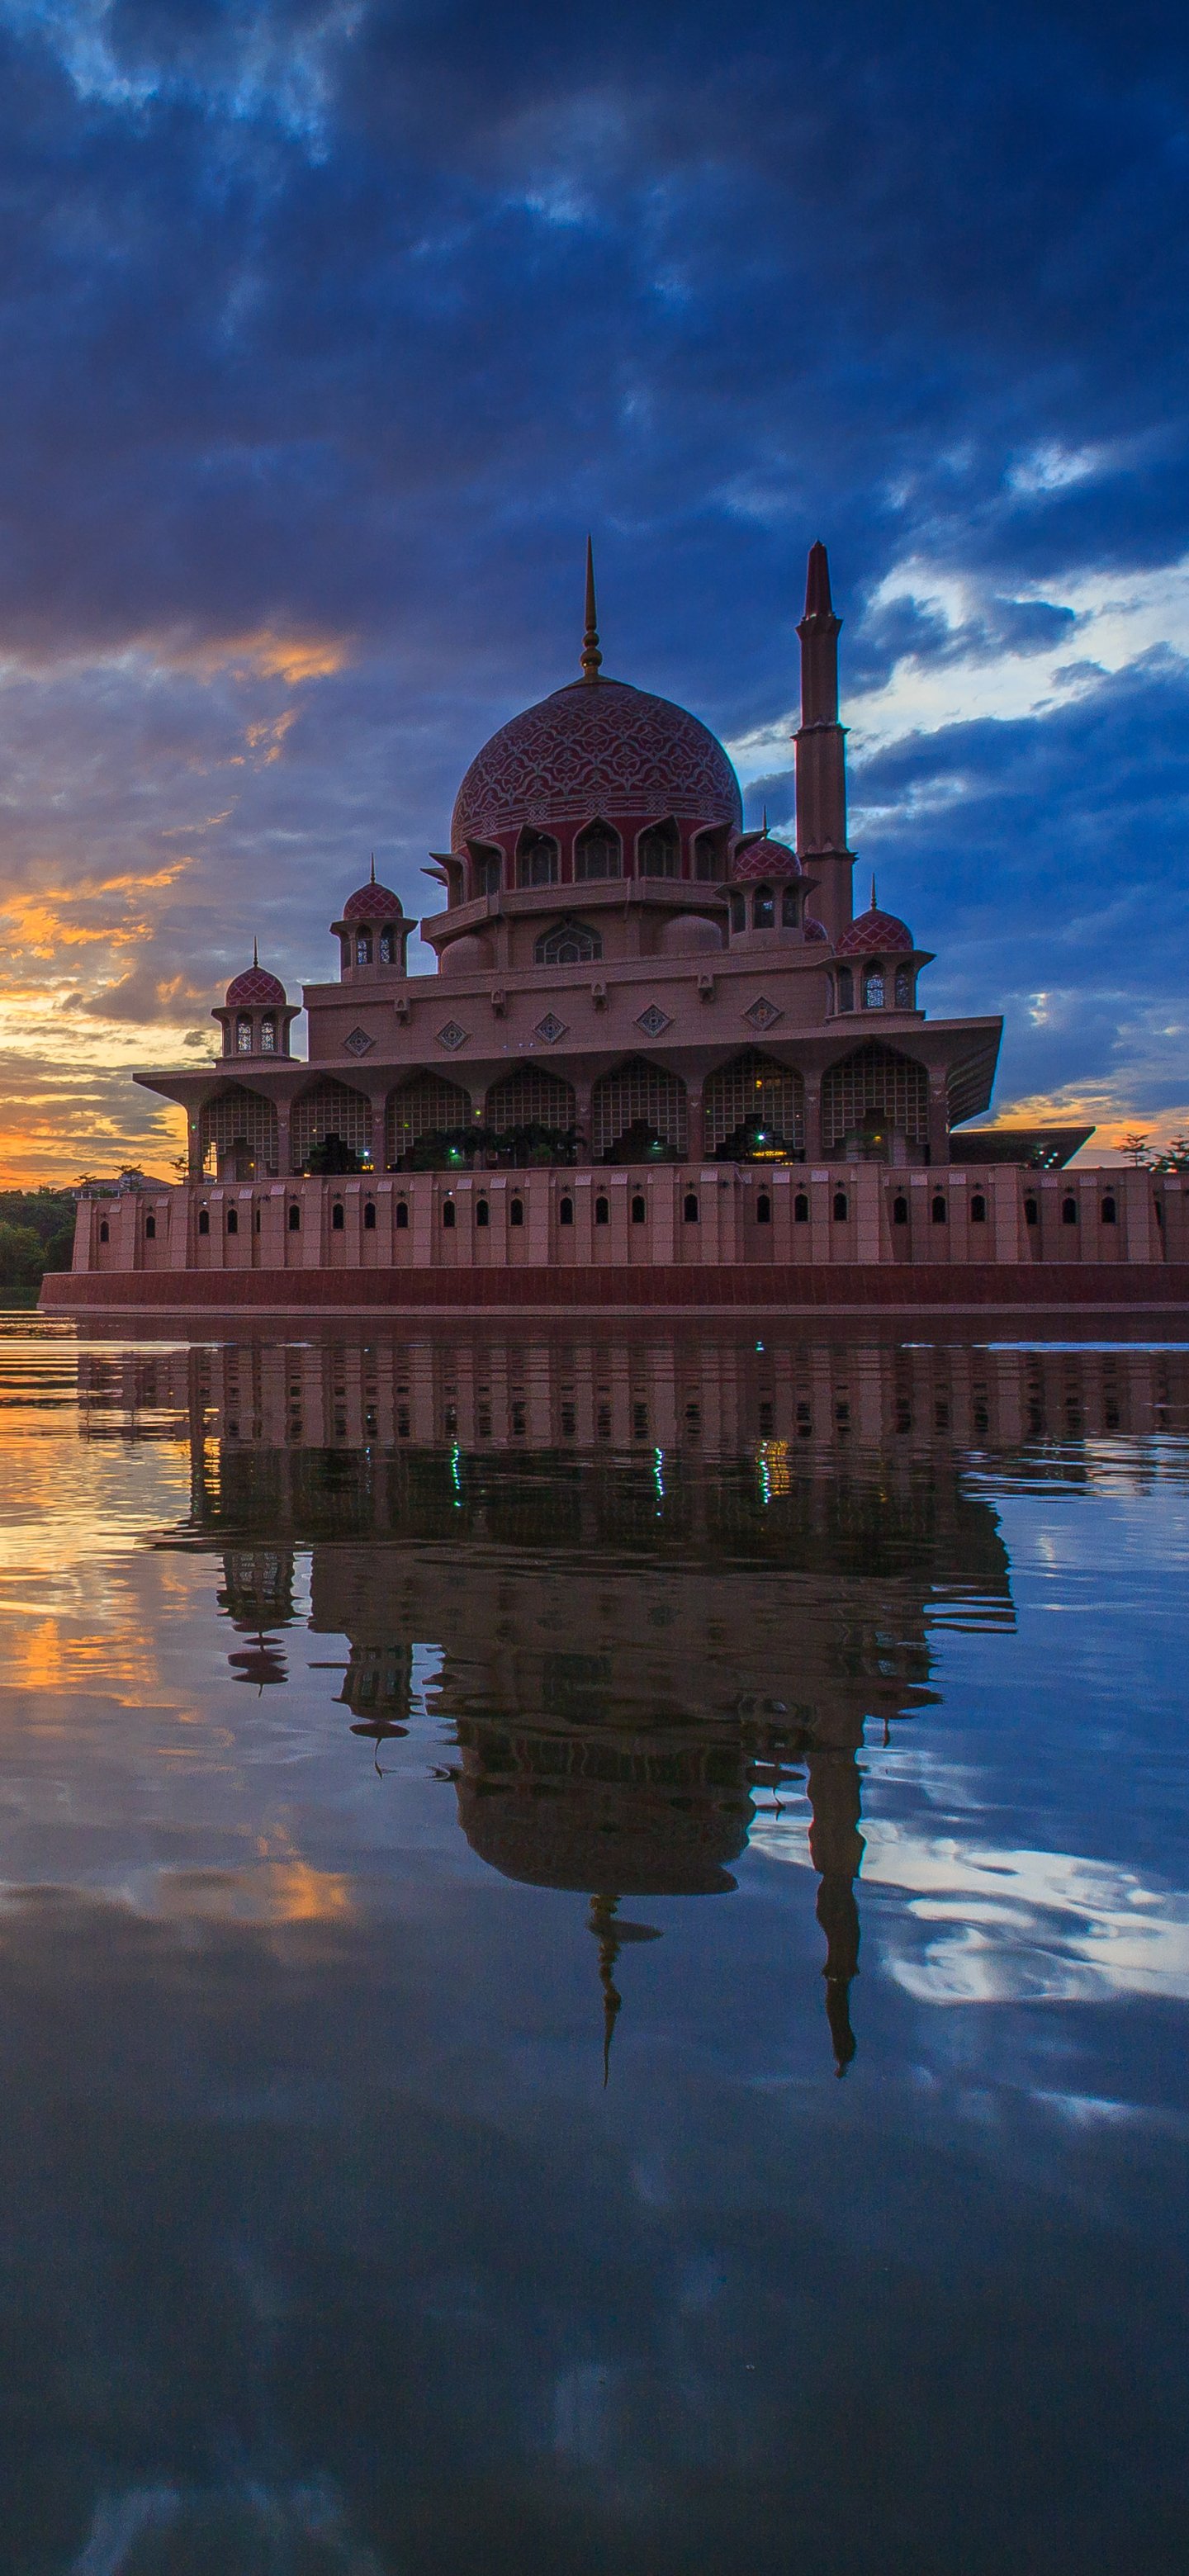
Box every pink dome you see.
[656,912,724,956]
[343,878,402,921]
[836,906,914,957]
[452,676,742,846]
[225,962,287,1007]
[731,830,800,882]
[803,916,830,943]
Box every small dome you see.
[439,932,494,974]
[656,912,724,956]
[803,916,830,944]
[225,961,287,1007]
[836,905,914,957]
[731,830,800,882]
[343,877,403,921]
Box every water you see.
[0,1322,1187,2574]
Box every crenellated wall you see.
[62,1159,1189,1282]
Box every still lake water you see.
[0,1322,1187,2574]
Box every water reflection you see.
[0,1326,1183,2571]
[83,1328,1168,2082]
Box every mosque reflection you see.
[86,1330,1188,2074]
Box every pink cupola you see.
[212,947,300,1059]
[831,881,930,1017]
[725,820,813,947]
[331,859,410,980]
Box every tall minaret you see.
[795,541,855,943]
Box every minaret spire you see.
[370,853,376,884]
[253,935,258,967]
[794,538,854,941]
[580,536,602,683]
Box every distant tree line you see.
[0,1190,77,1288]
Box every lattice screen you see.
[592,1060,689,1157]
[386,1073,471,1161]
[703,1051,804,1153]
[291,1080,373,1167]
[198,1087,279,1176]
[484,1068,576,1130]
[821,1044,927,1148]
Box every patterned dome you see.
[343,878,402,921]
[803,916,830,943]
[225,961,287,1006]
[452,676,742,846]
[836,905,914,957]
[731,830,800,882]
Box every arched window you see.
[971,1194,987,1223]
[197,1210,209,1237]
[694,832,727,881]
[509,1197,523,1226]
[396,1200,409,1229]
[259,1016,277,1054]
[837,968,854,1012]
[1101,1195,1116,1224]
[752,887,775,930]
[472,847,502,897]
[637,820,680,878]
[821,1044,928,1153]
[1025,1196,1039,1227]
[339,936,351,973]
[226,1206,239,1235]
[378,926,398,964]
[516,832,558,889]
[442,1200,455,1229]
[236,1015,253,1054]
[287,1203,300,1232]
[832,1191,848,1221]
[894,967,912,1009]
[684,1191,699,1223]
[575,819,621,882]
[1062,1195,1078,1224]
[931,1193,946,1223]
[756,1191,771,1224]
[98,1219,110,1243]
[781,885,799,927]
[892,1195,908,1225]
[591,1060,688,1161]
[729,891,746,933]
[363,1200,376,1230]
[594,1196,609,1225]
[533,919,602,968]
[386,1073,470,1166]
[144,1213,155,1239]
[355,934,372,966]
[864,968,885,1009]
[704,1052,804,1158]
[631,1193,646,1224]
[476,1197,490,1227]
[559,1196,574,1225]
[331,1201,345,1231]
[793,1191,809,1223]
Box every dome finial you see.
[253,935,258,968]
[762,807,769,837]
[370,852,376,884]
[580,536,602,683]
[870,873,877,912]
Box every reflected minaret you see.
[805,1741,865,2074]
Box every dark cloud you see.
[0,0,1185,1159]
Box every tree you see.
[1121,1133,1151,1166]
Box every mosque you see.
[45,544,1189,1311]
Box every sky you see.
[0,0,1186,1182]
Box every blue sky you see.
[0,0,1184,1177]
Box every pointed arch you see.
[291,1078,373,1171]
[197,1086,279,1181]
[386,1072,472,1165]
[703,1052,804,1157]
[574,817,622,882]
[591,1058,688,1160]
[637,816,680,878]
[821,1043,927,1152]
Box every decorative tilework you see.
[636,1002,672,1038]
[437,1020,469,1051]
